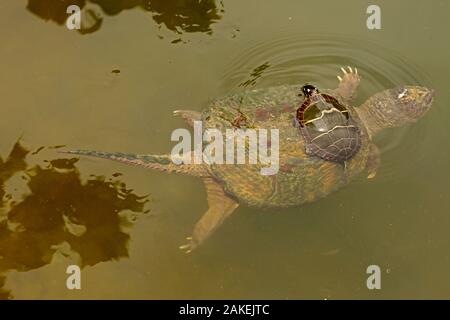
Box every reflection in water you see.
[239,62,271,88]
[27,0,224,35]
[0,141,148,299]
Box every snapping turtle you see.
[62,67,434,252]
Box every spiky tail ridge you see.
[59,149,209,177]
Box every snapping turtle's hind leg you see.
[335,66,361,103]
[180,177,239,253]
[366,144,381,179]
[173,110,202,127]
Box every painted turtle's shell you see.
[296,93,361,163]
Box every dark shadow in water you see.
[27,0,224,36]
[0,141,148,299]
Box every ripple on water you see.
[219,32,437,180]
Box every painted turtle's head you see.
[356,85,435,137]
[301,84,319,98]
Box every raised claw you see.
[367,172,377,179]
[338,66,360,80]
[179,244,193,254]
[179,236,196,254]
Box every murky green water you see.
[0,0,449,299]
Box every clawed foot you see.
[337,66,360,83]
[179,236,197,254]
[336,66,361,103]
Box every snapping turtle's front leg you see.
[179,177,239,253]
[366,144,381,179]
[334,66,361,104]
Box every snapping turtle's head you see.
[391,86,434,123]
[357,85,435,137]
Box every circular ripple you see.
[219,32,435,180]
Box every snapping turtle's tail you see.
[59,149,209,177]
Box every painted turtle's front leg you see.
[334,66,361,104]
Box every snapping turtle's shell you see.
[201,84,371,208]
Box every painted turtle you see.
[296,84,362,163]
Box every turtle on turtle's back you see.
[62,67,434,252]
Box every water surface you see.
[0,0,449,299]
